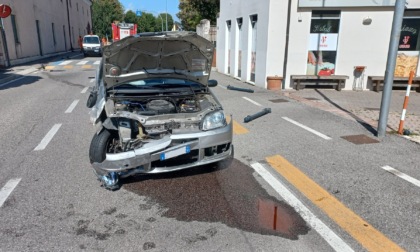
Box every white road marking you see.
[251,162,354,252]
[89,79,95,83]
[0,76,27,88]
[382,166,420,187]
[282,117,332,140]
[77,60,89,65]
[81,87,89,93]
[58,60,73,65]
[0,178,22,208]
[94,61,100,65]
[243,97,262,107]
[34,124,62,151]
[65,100,80,113]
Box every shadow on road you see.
[0,75,42,91]
[314,89,379,135]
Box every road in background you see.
[0,59,419,251]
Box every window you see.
[11,15,20,44]
[249,14,258,82]
[307,11,341,76]
[236,18,243,78]
[395,10,420,77]
[52,23,56,45]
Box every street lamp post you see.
[158,14,164,32]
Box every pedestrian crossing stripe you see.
[59,60,72,65]
[46,60,101,68]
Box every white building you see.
[0,0,92,67]
[217,0,420,90]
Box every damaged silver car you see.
[86,32,233,190]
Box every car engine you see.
[106,94,220,151]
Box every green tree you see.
[91,0,124,39]
[177,0,219,31]
[124,10,138,24]
[138,12,157,32]
[155,13,174,32]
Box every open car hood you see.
[102,31,215,89]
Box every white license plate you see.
[160,146,190,161]
[94,49,99,52]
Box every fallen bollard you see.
[227,85,255,93]
[244,108,271,123]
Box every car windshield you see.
[84,37,100,44]
[120,78,202,88]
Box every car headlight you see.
[202,111,226,131]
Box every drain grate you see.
[269,99,289,103]
[341,134,380,145]
[304,97,321,101]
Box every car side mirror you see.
[208,79,218,87]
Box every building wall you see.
[286,4,395,90]
[217,0,420,91]
[217,0,275,88]
[0,0,92,66]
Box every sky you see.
[120,0,180,21]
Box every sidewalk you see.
[282,89,420,136]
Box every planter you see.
[267,76,282,90]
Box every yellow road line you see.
[63,65,73,69]
[82,65,92,69]
[266,155,404,252]
[226,116,249,135]
[232,121,249,135]
[45,66,55,70]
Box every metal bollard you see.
[244,108,271,123]
[227,85,255,93]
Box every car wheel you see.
[89,129,119,163]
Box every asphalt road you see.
[0,56,419,251]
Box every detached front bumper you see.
[91,121,233,176]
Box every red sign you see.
[0,4,12,18]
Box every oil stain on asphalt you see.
[123,158,310,240]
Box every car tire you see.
[89,129,118,163]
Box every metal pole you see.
[165,0,168,31]
[377,0,405,137]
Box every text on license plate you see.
[160,146,190,161]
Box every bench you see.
[368,76,420,92]
[291,75,349,91]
